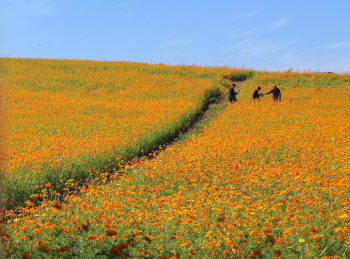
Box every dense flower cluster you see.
[1,58,225,177]
[0,58,251,207]
[1,61,349,258]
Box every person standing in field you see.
[265,84,281,101]
[253,86,264,100]
[228,83,239,103]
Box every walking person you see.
[228,83,239,103]
[265,84,281,101]
[253,86,264,100]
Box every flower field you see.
[0,58,253,208]
[1,66,350,258]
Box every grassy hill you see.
[1,59,349,258]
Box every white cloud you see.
[322,41,350,49]
[228,17,289,40]
[227,39,285,57]
[160,35,195,49]
[239,11,257,17]
[274,17,288,28]
[227,40,250,50]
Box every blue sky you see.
[1,0,350,72]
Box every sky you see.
[1,0,350,72]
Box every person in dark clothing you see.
[265,84,281,101]
[228,83,239,103]
[253,86,264,100]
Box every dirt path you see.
[175,81,245,141]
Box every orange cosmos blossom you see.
[1,57,254,208]
[3,65,350,258]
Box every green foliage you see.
[223,70,255,82]
[247,70,350,90]
[3,79,225,209]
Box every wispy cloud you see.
[321,41,350,49]
[161,35,195,49]
[2,0,56,15]
[274,17,288,28]
[239,11,257,17]
[228,17,289,40]
[227,39,288,57]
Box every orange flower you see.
[21,252,30,259]
[39,243,49,253]
[82,219,91,232]
[106,229,117,237]
[266,235,276,245]
[143,235,152,244]
[110,245,121,257]
[56,247,69,254]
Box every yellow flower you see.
[339,214,349,220]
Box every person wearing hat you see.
[265,84,281,101]
[228,83,239,103]
[253,86,264,100]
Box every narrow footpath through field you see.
[4,74,350,258]
[175,80,244,141]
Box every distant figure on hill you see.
[265,84,281,101]
[253,86,264,100]
[228,83,239,103]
